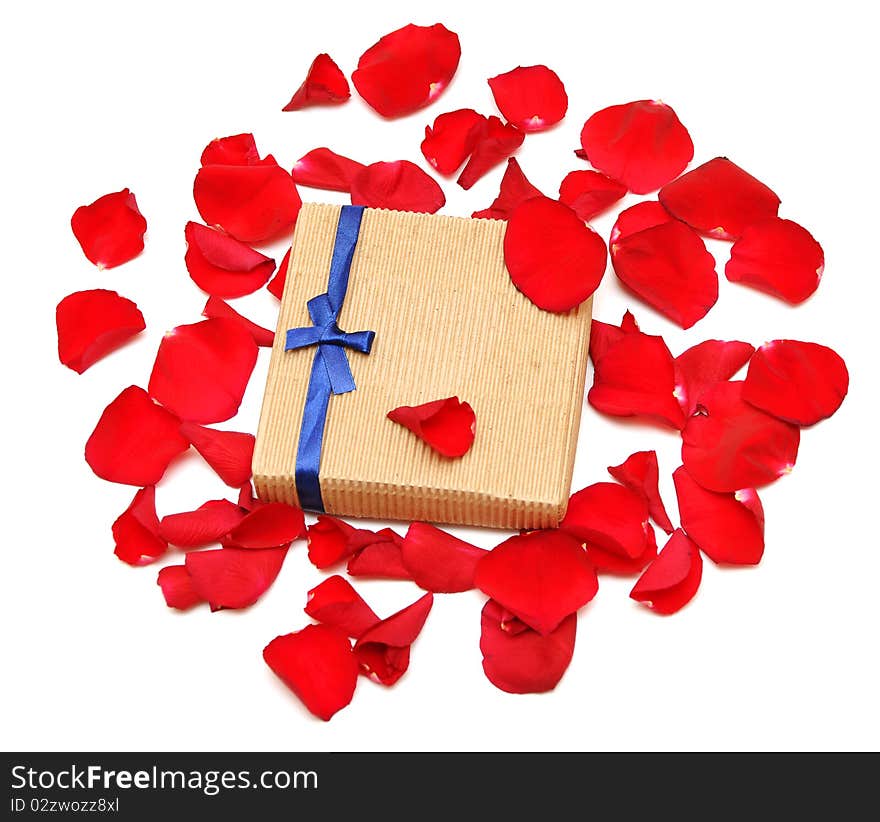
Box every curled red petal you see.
[350,160,445,213]
[113,486,167,566]
[85,386,188,486]
[291,148,365,193]
[474,530,598,636]
[347,536,411,580]
[237,482,264,512]
[306,515,384,569]
[71,188,146,269]
[201,297,274,348]
[480,599,577,694]
[352,23,460,118]
[610,201,675,245]
[725,217,825,304]
[421,109,488,175]
[681,381,800,492]
[148,318,258,424]
[580,101,694,194]
[488,65,568,133]
[630,529,702,614]
[558,170,626,222]
[305,575,380,639]
[200,134,260,167]
[186,546,287,610]
[56,289,145,374]
[561,482,651,559]
[267,247,291,300]
[659,157,780,240]
[401,522,487,593]
[673,466,764,565]
[157,565,204,610]
[223,502,305,549]
[386,396,475,458]
[264,625,358,721]
[457,116,524,190]
[158,499,246,548]
[282,53,350,111]
[504,196,607,312]
[184,222,275,298]
[180,421,255,487]
[585,521,658,575]
[608,451,674,534]
[673,339,755,417]
[471,157,542,220]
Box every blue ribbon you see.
[285,205,374,511]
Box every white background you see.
[2,0,878,752]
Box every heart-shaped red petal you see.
[350,160,445,213]
[184,222,275,298]
[401,522,487,593]
[387,396,476,458]
[305,576,380,639]
[488,65,568,133]
[291,148,365,193]
[282,53,350,111]
[558,170,626,222]
[71,188,147,269]
[673,339,755,417]
[159,499,246,548]
[630,529,703,614]
[608,451,675,534]
[186,546,288,610]
[472,157,542,220]
[421,109,488,175]
[112,486,167,566]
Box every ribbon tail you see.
[294,355,332,512]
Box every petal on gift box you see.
[56,289,145,374]
[291,148,365,193]
[609,201,675,244]
[305,575,380,639]
[200,133,260,167]
[725,217,825,304]
[157,565,204,610]
[350,160,445,213]
[630,529,702,614]
[471,157,542,220]
[223,502,305,549]
[585,521,658,575]
[608,451,675,534]
[421,109,488,175]
[264,625,358,721]
[673,339,755,417]
[71,188,147,269]
[186,546,288,610]
[282,53,350,110]
[352,23,461,118]
[475,530,598,636]
[561,482,651,559]
[611,220,718,329]
[184,222,275,298]
[488,65,568,132]
[401,522,487,593]
[347,536,412,580]
[387,396,476,458]
[180,421,255,487]
[148,318,258,424]
[159,499,246,548]
[85,386,189,486]
[673,466,764,565]
[193,161,301,244]
[504,196,607,312]
[480,599,577,694]
[306,515,383,569]
[580,100,693,194]
[558,170,626,222]
[201,297,274,348]
[112,486,168,566]
[267,247,291,300]
[659,157,780,240]
[457,116,525,190]
[742,340,848,426]
[681,381,800,492]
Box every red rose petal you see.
[673,466,764,565]
[725,217,825,304]
[148,318,258,424]
[237,482,262,512]
[347,535,411,580]
[306,515,385,569]
[673,339,756,417]
[85,386,188,486]
[350,160,445,213]
[386,396,475,458]
[610,201,675,245]
[480,599,577,694]
[585,522,658,575]
[112,486,167,566]
[305,576,380,639]
[471,157,542,220]
[158,499,246,548]
[71,188,147,269]
[421,109,488,175]
[457,116,524,190]
[608,451,675,534]
[200,133,260,167]
[264,625,358,721]
[201,297,274,348]
[56,289,145,374]
[184,222,275,298]
[267,247,291,300]
[560,482,651,560]
[630,529,702,614]
[504,196,607,312]
[282,53,350,111]
[401,522,487,593]
[558,170,626,222]
[186,546,288,610]
[580,101,694,194]
[742,340,848,426]
[157,565,204,610]
[488,65,568,133]
[291,148,366,193]
[659,157,780,240]
[681,381,800,492]
[223,502,305,549]
[474,530,598,636]
[588,310,641,363]
[352,23,460,118]
[180,421,255,487]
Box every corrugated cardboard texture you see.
[253,203,592,529]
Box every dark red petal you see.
[158,499,246,548]
[157,565,204,610]
[401,522,487,593]
[630,529,702,614]
[56,289,145,374]
[186,546,287,610]
[282,53,350,110]
[673,466,764,565]
[558,170,626,222]
[471,157,542,220]
[659,157,780,240]
[305,575,380,639]
[504,196,607,312]
[386,396,475,458]
[585,522,658,575]
[223,502,305,549]
[291,148,365,193]
[580,101,694,194]
[608,451,674,534]
[673,339,755,417]
[681,381,799,492]
[742,340,848,426]
[421,109,488,175]
[193,162,301,244]
[200,133,260,167]
[725,217,825,304]
[201,297,274,348]
[352,23,460,118]
[610,201,675,244]
[263,625,358,721]
[267,247,291,300]
[306,515,383,569]
[350,160,445,213]
[112,486,167,566]
[85,386,188,486]
[488,65,568,133]
[148,318,258,424]
[180,421,255,487]
[480,599,577,694]
[347,537,411,580]
[475,530,598,636]
[71,188,147,269]
[184,222,275,298]
[561,482,651,559]
[457,116,524,190]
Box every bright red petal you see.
[201,297,274,348]
[673,339,755,417]
[401,522,487,593]
[305,576,380,639]
[180,421,255,487]
[157,565,204,610]
[350,160,445,213]
[223,502,305,549]
[112,486,167,566]
[291,148,365,192]
[282,53,350,110]
[184,222,275,298]
[200,134,260,167]
[347,535,411,580]
[386,396,475,458]
[158,499,246,548]
[267,247,290,300]
[306,515,384,569]
[488,65,568,132]
[471,157,542,220]
[186,546,288,610]
[585,522,658,575]
[630,529,702,614]
[421,109,488,175]
[561,482,651,559]
[71,189,147,269]
[558,170,626,222]
[588,310,641,363]
[457,116,524,190]
[608,451,674,534]
[610,201,675,245]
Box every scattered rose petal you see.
[401,522,487,593]
[223,502,306,549]
[157,565,204,610]
[588,310,641,362]
[457,116,524,190]
[291,148,365,192]
[421,109,488,175]
[488,65,568,132]
[350,160,445,213]
[305,576,380,638]
[200,133,260,167]
[585,522,658,575]
[673,339,756,417]
[237,482,263,512]
[561,482,651,560]
[112,486,167,566]
[180,421,255,487]
[187,546,288,610]
[471,157,542,220]
[630,529,702,614]
[158,499,246,548]
[267,248,290,300]
[387,396,475,458]
[71,189,147,269]
[347,532,411,580]
[201,297,274,348]
[184,222,275,298]
[558,170,626,222]
[282,53,350,110]
[306,515,386,569]
[608,451,674,534]
[609,201,675,244]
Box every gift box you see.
[253,203,592,529]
